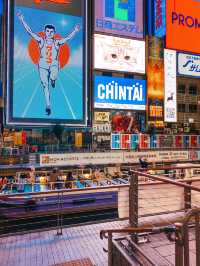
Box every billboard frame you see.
[93,33,146,74]
[93,0,145,40]
[5,0,89,127]
[177,51,200,79]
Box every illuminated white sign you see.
[178,52,200,77]
[94,34,145,74]
[164,49,177,122]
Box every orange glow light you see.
[35,0,71,4]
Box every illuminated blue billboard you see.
[95,0,144,39]
[6,0,88,126]
[94,75,146,110]
[154,0,166,37]
[148,0,165,37]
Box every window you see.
[178,104,186,112]
[189,104,197,113]
[177,84,186,94]
[189,85,197,95]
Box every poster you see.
[177,52,200,78]
[111,110,145,134]
[6,0,88,125]
[166,0,200,54]
[147,59,164,128]
[94,34,145,73]
[164,49,177,122]
[95,0,144,39]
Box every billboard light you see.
[6,0,88,126]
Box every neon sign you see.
[35,0,71,4]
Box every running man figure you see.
[17,12,80,116]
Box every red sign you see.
[175,135,183,148]
[121,134,130,149]
[35,0,71,4]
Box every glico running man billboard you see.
[94,75,146,110]
[6,0,88,126]
[95,0,144,39]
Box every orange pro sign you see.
[166,0,200,54]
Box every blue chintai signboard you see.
[94,75,146,110]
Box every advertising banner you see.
[95,0,144,39]
[190,135,198,148]
[130,134,139,149]
[92,134,111,150]
[40,151,124,166]
[94,75,146,110]
[147,59,164,128]
[111,110,145,134]
[175,135,183,148]
[154,0,166,37]
[40,150,189,166]
[158,134,174,148]
[183,135,190,148]
[164,49,177,122]
[150,134,158,148]
[111,133,120,149]
[166,0,200,54]
[121,134,130,149]
[75,132,83,148]
[177,52,200,78]
[6,0,88,126]
[94,34,145,74]
[189,150,198,161]
[92,123,111,133]
[148,36,164,60]
[139,134,149,149]
[94,111,110,122]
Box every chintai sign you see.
[94,75,146,110]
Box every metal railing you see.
[100,167,200,266]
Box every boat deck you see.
[0,211,196,266]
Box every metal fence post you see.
[174,223,184,266]
[108,232,113,266]
[129,171,138,243]
[57,191,63,235]
[195,214,200,266]
[184,181,191,211]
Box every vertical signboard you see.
[154,0,166,37]
[147,59,164,128]
[164,49,177,122]
[6,0,88,126]
[130,134,139,149]
[121,134,130,149]
[148,36,164,60]
[95,0,144,39]
[111,133,120,149]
